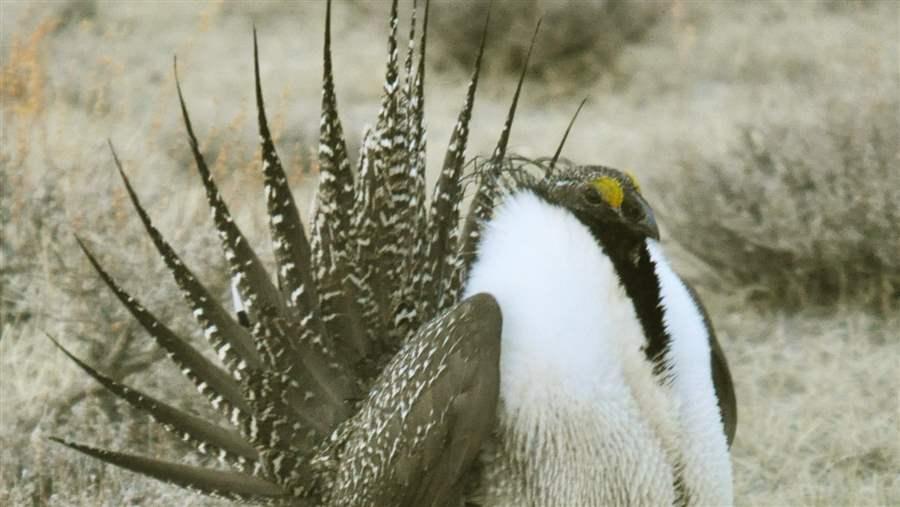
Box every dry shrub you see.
[661,91,899,311]
[428,0,665,87]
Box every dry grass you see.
[1,1,898,505]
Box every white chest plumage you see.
[646,240,734,505]
[464,191,732,506]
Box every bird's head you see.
[535,165,659,243]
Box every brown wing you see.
[321,293,502,506]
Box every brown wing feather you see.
[320,293,502,506]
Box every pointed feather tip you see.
[252,26,260,82]
[515,16,542,90]
[48,436,102,461]
[48,438,119,473]
[422,0,431,41]
[491,17,541,162]
[106,139,123,172]
[473,7,489,69]
[73,235,115,283]
[252,23,271,139]
[106,140,141,203]
[252,25,259,70]
[482,0,493,38]
[549,97,588,174]
[45,331,119,389]
[324,0,332,47]
[73,234,100,268]
[48,438,114,469]
[172,54,180,95]
[44,331,68,357]
[390,0,399,26]
[172,55,199,146]
[49,435,74,448]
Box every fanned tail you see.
[53,2,577,504]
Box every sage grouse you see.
[52,1,737,505]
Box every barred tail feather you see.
[174,61,286,323]
[312,0,368,364]
[108,142,261,377]
[349,0,404,349]
[252,29,319,325]
[395,0,430,337]
[75,237,250,419]
[48,335,259,472]
[49,438,286,502]
[420,8,490,319]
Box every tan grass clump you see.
[661,90,899,311]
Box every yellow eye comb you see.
[591,177,624,209]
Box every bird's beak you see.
[630,193,660,240]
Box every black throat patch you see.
[572,213,672,377]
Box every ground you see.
[1,1,898,505]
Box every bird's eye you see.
[584,186,605,206]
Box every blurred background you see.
[1,1,897,505]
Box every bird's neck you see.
[580,218,671,372]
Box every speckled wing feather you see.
[315,293,502,506]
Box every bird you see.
[50,1,737,505]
